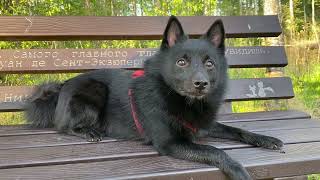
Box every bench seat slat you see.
[223,118,320,132]
[0,119,319,150]
[0,110,310,136]
[0,141,319,180]
[0,128,56,136]
[0,134,117,150]
[218,110,311,122]
[1,121,320,170]
[0,16,281,41]
[0,46,287,73]
[0,77,294,112]
[117,142,319,180]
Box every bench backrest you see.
[0,16,293,113]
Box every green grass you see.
[288,64,320,118]
[0,112,25,125]
[309,174,320,180]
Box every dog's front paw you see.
[70,128,103,142]
[85,129,103,142]
[254,135,284,150]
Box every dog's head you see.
[154,16,227,100]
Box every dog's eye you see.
[176,58,188,67]
[205,60,214,69]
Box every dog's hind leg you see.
[64,79,108,142]
[208,122,284,151]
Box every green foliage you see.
[288,61,320,117]
[309,174,320,180]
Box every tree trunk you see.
[311,0,320,60]
[289,0,294,39]
[85,0,91,15]
[303,0,307,24]
[264,0,282,46]
[264,0,283,76]
[312,0,315,26]
[289,0,294,20]
[264,0,286,110]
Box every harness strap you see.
[129,70,198,136]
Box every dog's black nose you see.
[193,81,208,90]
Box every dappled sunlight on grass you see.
[0,112,25,125]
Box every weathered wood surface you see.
[0,16,281,41]
[0,46,287,73]
[1,126,319,170]
[218,110,310,122]
[0,142,319,180]
[0,77,294,112]
[0,115,319,179]
[0,118,319,150]
[226,77,294,101]
[0,110,310,136]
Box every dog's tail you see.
[25,82,63,128]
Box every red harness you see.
[128,70,198,136]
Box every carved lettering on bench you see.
[246,81,274,98]
[137,50,157,57]
[13,50,58,59]
[3,93,29,103]
[0,47,278,71]
[31,60,46,67]
[0,60,23,70]
[226,48,269,55]
[0,49,157,70]
[58,50,149,68]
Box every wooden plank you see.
[0,142,319,180]
[0,16,281,41]
[218,110,311,123]
[0,128,56,136]
[225,46,287,68]
[0,77,294,112]
[0,46,287,73]
[0,102,25,112]
[0,125,56,136]
[226,77,294,101]
[0,110,310,137]
[202,125,320,148]
[0,134,117,150]
[0,139,246,170]
[1,122,320,150]
[0,141,157,169]
[223,118,320,132]
[274,176,308,180]
[1,123,320,170]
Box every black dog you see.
[25,16,283,180]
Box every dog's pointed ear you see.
[204,19,225,50]
[161,16,187,50]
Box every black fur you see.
[25,16,284,180]
[25,82,62,128]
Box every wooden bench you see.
[0,16,319,179]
